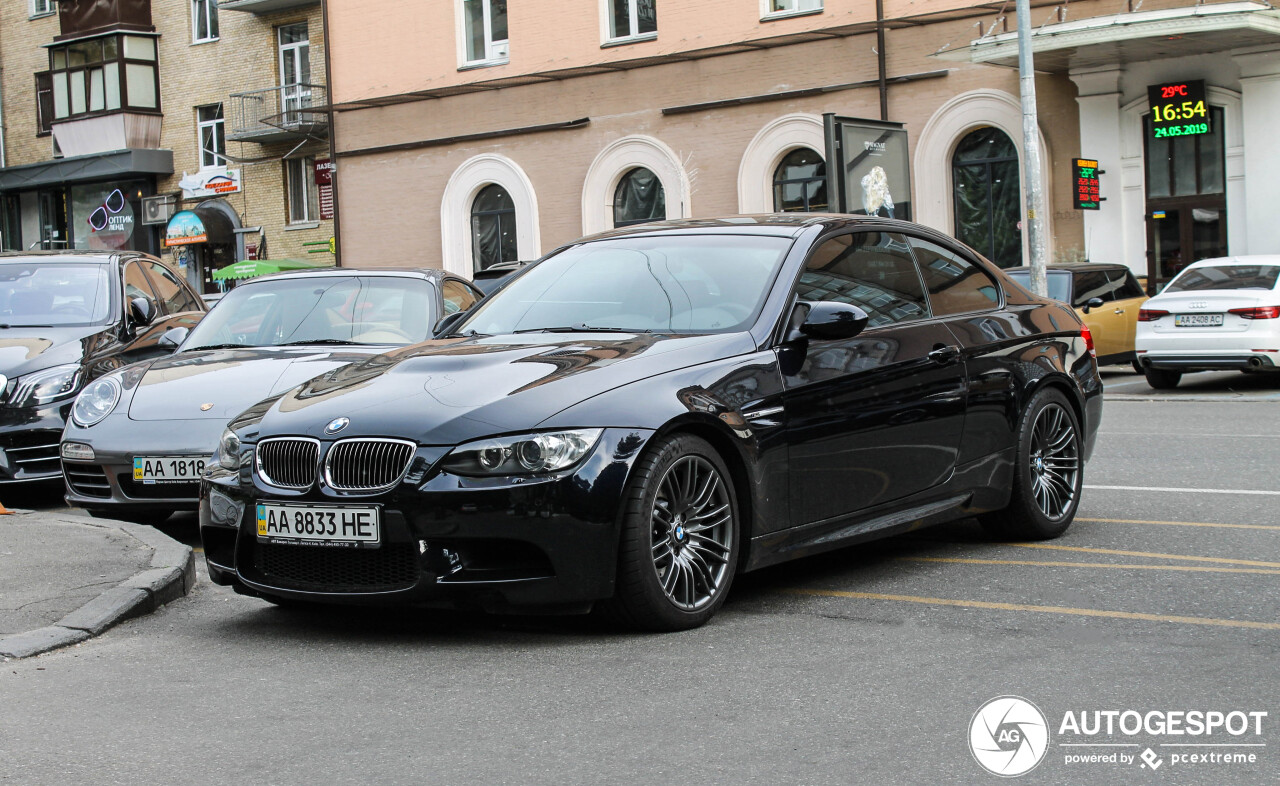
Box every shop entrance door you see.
[37,190,67,250]
[1145,199,1227,293]
[1143,106,1227,293]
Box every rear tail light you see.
[1081,325,1095,358]
[1138,308,1169,322]
[1228,306,1280,320]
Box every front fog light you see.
[208,488,244,528]
[60,442,95,461]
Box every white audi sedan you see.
[1136,256,1280,388]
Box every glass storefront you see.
[68,179,157,254]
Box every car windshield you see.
[1164,265,1280,293]
[0,262,112,326]
[1004,269,1071,304]
[183,276,436,350]
[457,235,792,335]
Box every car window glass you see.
[0,262,112,326]
[795,232,928,328]
[441,279,479,315]
[908,237,999,316]
[123,261,157,303]
[1109,269,1145,299]
[1005,269,1072,303]
[1164,265,1280,292]
[183,276,437,348]
[145,261,201,314]
[460,235,791,335]
[1071,270,1117,307]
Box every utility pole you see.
[1016,0,1048,296]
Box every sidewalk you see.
[0,511,195,659]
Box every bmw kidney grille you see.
[324,438,416,492]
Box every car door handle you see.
[1114,308,1125,314]
[928,344,961,364]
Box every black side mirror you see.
[158,326,189,350]
[129,297,156,327]
[787,301,870,342]
[1082,297,1104,314]
[433,311,467,338]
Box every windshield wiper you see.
[277,339,365,346]
[443,329,490,338]
[511,324,647,334]
[187,343,254,350]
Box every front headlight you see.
[70,375,121,427]
[440,429,603,476]
[216,428,242,470]
[9,364,81,408]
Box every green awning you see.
[212,258,334,281]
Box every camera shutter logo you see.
[969,696,1050,777]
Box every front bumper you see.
[0,400,71,483]
[200,428,653,613]
[62,416,225,512]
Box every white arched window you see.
[440,154,540,277]
[738,113,825,213]
[581,135,689,235]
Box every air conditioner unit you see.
[141,195,176,225]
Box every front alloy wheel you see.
[606,434,739,631]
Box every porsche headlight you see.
[9,364,82,408]
[441,429,603,476]
[70,375,121,427]
[216,428,242,471]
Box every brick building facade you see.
[324,0,1279,292]
[0,0,333,293]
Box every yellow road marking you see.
[903,556,1280,576]
[1005,542,1280,569]
[1078,517,1280,532]
[786,588,1280,631]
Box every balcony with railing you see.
[227,83,328,143]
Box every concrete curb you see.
[0,515,196,659]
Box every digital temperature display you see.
[1147,80,1210,139]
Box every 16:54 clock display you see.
[1147,80,1211,139]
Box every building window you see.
[286,157,318,224]
[48,35,159,123]
[35,72,54,135]
[462,0,508,64]
[196,104,225,169]
[613,167,665,227]
[471,184,517,271]
[193,0,219,43]
[29,0,54,19]
[764,0,823,17]
[607,0,656,41]
[951,126,1021,268]
[772,148,827,212]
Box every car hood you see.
[127,346,388,422]
[0,325,105,380]
[234,332,750,445]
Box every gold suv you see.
[1006,263,1149,368]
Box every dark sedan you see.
[202,216,1102,630]
[0,251,205,485]
[63,268,484,524]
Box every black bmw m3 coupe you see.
[201,215,1102,630]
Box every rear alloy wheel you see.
[980,388,1083,541]
[605,434,739,631]
[1144,368,1181,389]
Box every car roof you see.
[1183,255,1280,269]
[236,267,449,286]
[0,250,132,264]
[575,214,934,242]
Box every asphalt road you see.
[2,385,1278,784]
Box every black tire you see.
[1144,368,1181,389]
[1131,359,1144,374]
[88,508,172,526]
[602,434,740,632]
[979,388,1083,541]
